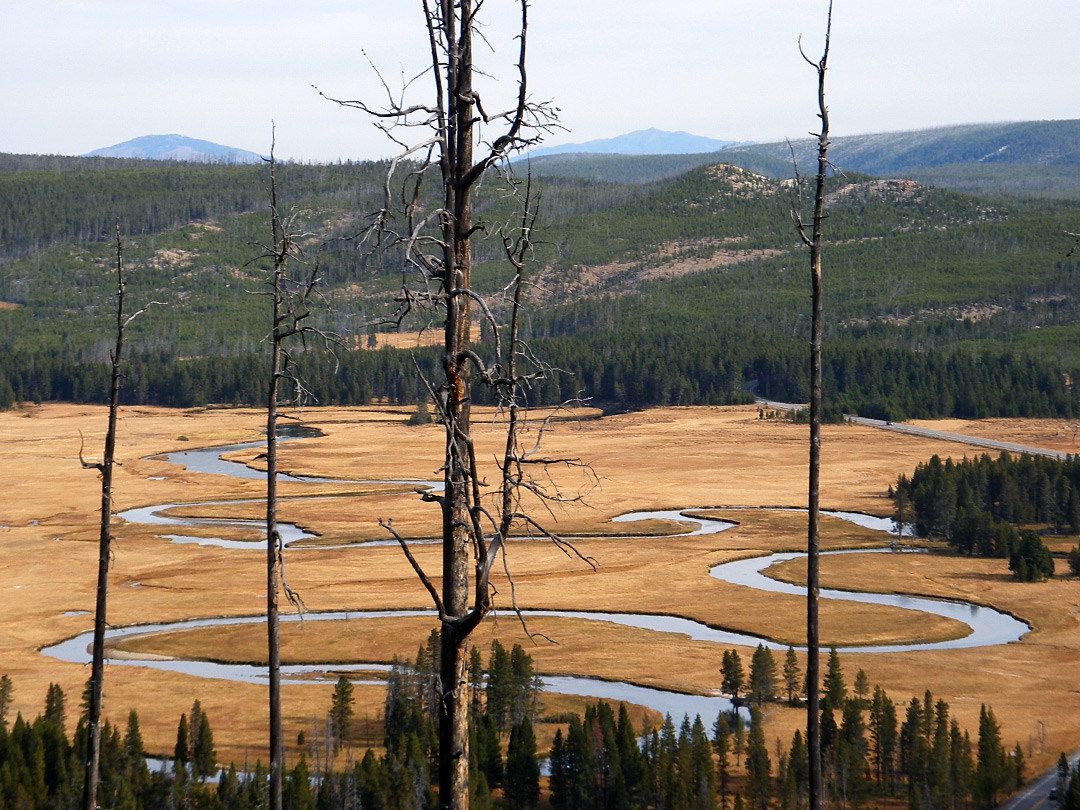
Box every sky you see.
[3,1,1079,163]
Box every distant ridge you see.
[85,134,264,164]
[725,119,1080,175]
[522,120,1080,197]
[525,127,747,158]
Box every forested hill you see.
[2,143,1080,419]
[0,160,393,258]
[525,119,1080,198]
[725,119,1080,199]
[741,120,1080,175]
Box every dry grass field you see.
[1,402,1078,775]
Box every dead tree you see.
[254,136,331,810]
[80,221,159,810]
[321,5,591,810]
[790,6,833,810]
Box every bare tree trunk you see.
[82,220,151,810]
[792,8,833,810]
[438,3,475,804]
[259,136,325,810]
[322,5,573,810]
[266,212,284,810]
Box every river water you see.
[59,429,1028,723]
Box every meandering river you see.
[54,429,1028,722]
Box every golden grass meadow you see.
[2,402,1078,771]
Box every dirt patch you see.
[148,247,197,270]
[826,178,929,206]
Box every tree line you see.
[5,144,1080,422]
[6,320,1080,421]
[0,638,1039,810]
[894,451,1080,578]
[0,679,220,810]
[550,648,1025,810]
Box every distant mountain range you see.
[525,128,746,158]
[732,119,1080,174]
[30,119,1080,198]
[522,119,1080,197]
[84,134,264,164]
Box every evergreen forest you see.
[5,123,1080,418]
[893,451,1080,579]
[3,645,1066,810]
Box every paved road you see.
[999,750,1079,810]
[757,394,1078,809]
[846,415,1073,461]
[755,398,1074,460]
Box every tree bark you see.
[325,5,560,808]
[266,303,284,810]
[259,137,324,810]
[439,4,475,806]
[82,221,127,810]
[802,9,833,810]
[266,147,285,810]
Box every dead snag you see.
[319,5,595,810]
[789,5,834,810]
[81,221,160,810]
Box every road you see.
[756,395,1078,809]
[846,415,1073,461]
[755,398,1074,460]
[999,750,1079,810]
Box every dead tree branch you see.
[323,5,589,808]
[790,6,834,810]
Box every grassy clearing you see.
[1,403,1078,771]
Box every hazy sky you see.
[4,1,1078,162]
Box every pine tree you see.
[469,720,494,810]
[853,670,870,705]
[468,646,484,719]
[690,715,717,810]
[193,710,216,781]
[565,714,597,810]
[837,698,870,805]
[975,704,1007,808]
[822,648,846,710]
[174,713,190,776]
[721,650,745,703]
[285,756,316,810]
[745,709,771,810]
[783,648,801,704]
[924,700,950,807]
[122,709,149,792]
[593,702,629,810]
[789,730,809,808]
[44,683,66,730]
[950,721,975,807]
[616,703,646,801]
[713,711,732,810]
[748,644,778,706]
[486,640,513,732]
[868,686,898,797]
[329,675,355,753]
[1012,741,1025,789]
[505,716,540,810]
[733,712,746,767]
[0,675,13,727]
[189,700,202,753]
[900,697,926,799]
[475,713,502,789]
[1064,766,1080,810]
[549,729,567,810]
